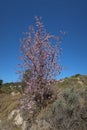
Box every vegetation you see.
[19,16,63,110]
[0,79,3,85]
[0,74,87,130]
[0,93,21,130]
[36,75,87,130]
[0,82,23,94]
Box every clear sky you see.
[0,0,87,83]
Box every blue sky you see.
[0,0,87,83]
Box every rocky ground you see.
[0,74,87,130]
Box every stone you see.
[8,109,23,126]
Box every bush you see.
[63,88,79,105]
[0,80,3,85]
[0,82,23,94]
[72,74,81,78]
[0,85,12,94]
[43,88,85,130]
[52,99,64,112]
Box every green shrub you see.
[63,88,79,105]
[0,79,3,85]
[73,74,81,77]
[0,85,11,94]
[52,99,63,112]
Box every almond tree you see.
[20,17,62,104]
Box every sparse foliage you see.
[19,16,62,105]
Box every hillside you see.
[0,74,87,130]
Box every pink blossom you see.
[19,16,63,104]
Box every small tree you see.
[19,17,62,104]
[0,80,3,85]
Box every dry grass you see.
[33,75,87,130]
[0,93,21,119]
[0,74,87,130]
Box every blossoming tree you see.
[20,17,62,104]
